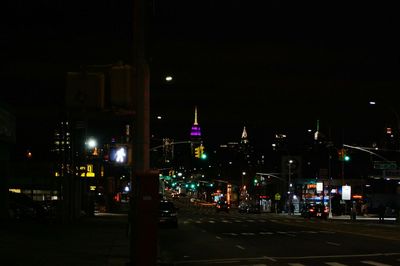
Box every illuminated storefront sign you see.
[316,182,323,193]
[342,185,351,200]
[80,164,95,177]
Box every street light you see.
[288,160,294,215]
[86,138,97,149]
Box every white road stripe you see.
[288,263,306,266]
[325,263,347,266]
[195,220,201,223]
[326,241,341,246]
[247,219,255,222]
[222,233,238,236]
[234,220,242,222]
[209,220,215,223]
[360,261,391,266]
[222,220,231,223]
[235,245,245,250]
[215,236,222,240]
[259,232,273,235]
[240,232,255,236]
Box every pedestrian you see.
[350,201,357,221]
[290,202,295,215]
[378,203,385,223]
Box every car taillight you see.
[309,209,314,212]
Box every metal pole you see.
[130,0,157,265]
[288,160,292,215]
[328,154,333,219]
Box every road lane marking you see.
[223,233,238,236]
[325,263,347,266]
[320,230,336,234]
[235,245,245,250]
[209,220,215,223]
[326,241,341,246]
[222,220,231,223]
[259,232,273,235]
[276,231,296,237]
[215,236,222,240]
[288,263,306,266]
[360,261,391,266]
[247,219,255,222]
[195,220,201,223]
[241,232,255,236]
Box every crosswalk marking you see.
[259,232,273,235]
[221,220,231,223]
[325,262,347,266]
[208,220,215,223]
[360,261,391,266]
[326,241,341,246]
[288,263,306,266]
[222,233,238,236]
[241,232,255,236]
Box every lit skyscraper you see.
[190,106,201,138]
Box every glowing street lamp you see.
[86,138,97,149]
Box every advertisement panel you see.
[342,185,351,200]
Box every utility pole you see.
[129,0,159,265]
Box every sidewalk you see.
[0,213,130,266]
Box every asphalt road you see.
[158,200,400,266]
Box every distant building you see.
[190,106,202,152]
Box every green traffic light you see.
[201,153,207,159]
[344,155,350,161]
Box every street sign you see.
[373,161,397,170]
[274,193,281,201]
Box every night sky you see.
[2,1,400,152]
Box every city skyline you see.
[2,1,400,155]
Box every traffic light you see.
[338,148,350,161]
[338,148,344,161]
[194,147,200,158]
[199,145,207,159]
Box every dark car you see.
[301,204,329,220]
[238,201,260,214]
[8,192,48,221]
[159,200,178,228]
[216,200,230,212]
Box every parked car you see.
[301,204,329,220]
[215,200,230,212]
[159,200,178,228]
[8,192,48,221]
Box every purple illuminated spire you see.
[190,106,202,137]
